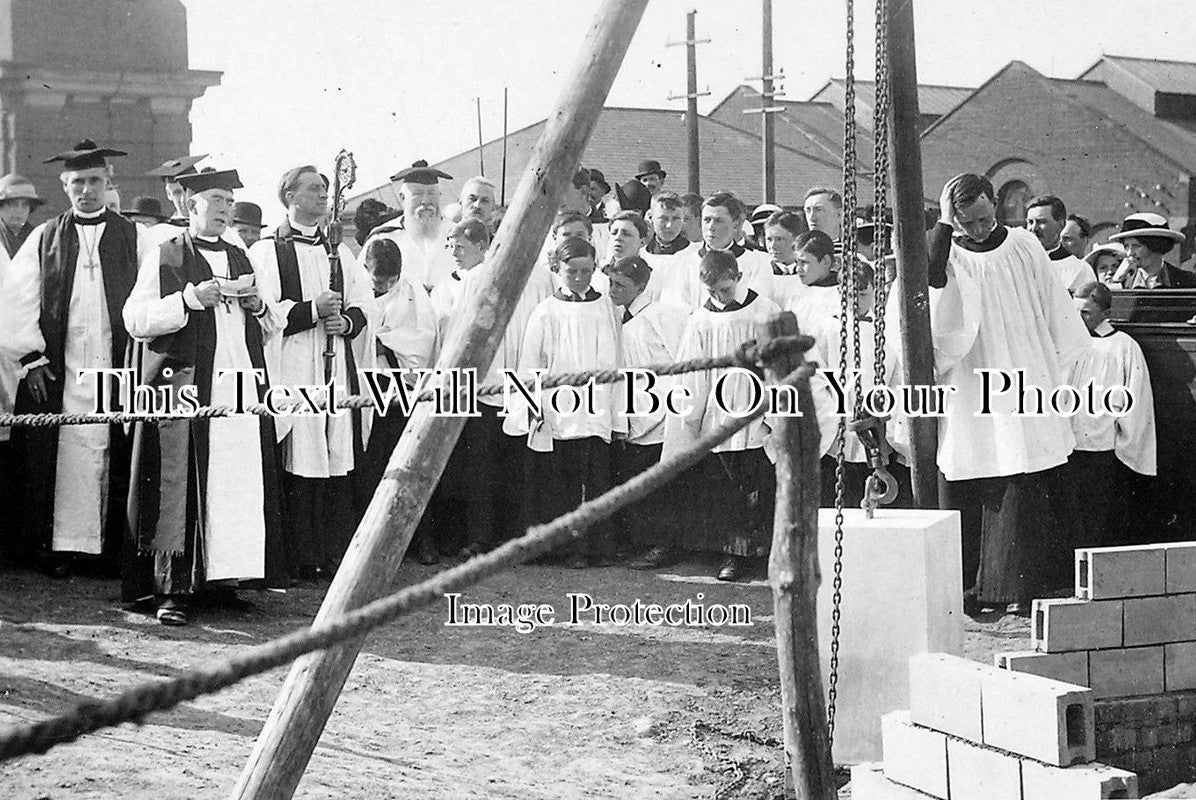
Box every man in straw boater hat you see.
[122,167,286,625]
[927,173,1090,615]
[1106,211,1196,289]
[0,139,150,576]
[248,164,373,582]
[364,159,456,292]
[0,173,45,258]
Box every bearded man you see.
[365,160,456,292]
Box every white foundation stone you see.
[816,508,964,764]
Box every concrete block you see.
[815,509,964,764]
[998,650,1091,687]
[947,737,1023,800]
[1166,543,1196,594]
[980,668,1096,766]
[909,652,985,743]
[1123,594,1196,646]
[1165,642,1196,692]
[1076,545,1166,600]
[851,763,938,800]
[1088,646,1165,699]
[1034,597,1124,653]
[881,711,949,798]
[1021,759,1140,799]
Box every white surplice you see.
[124,236,280,580]
[619,294,688,446]
[930,227,1091,481]
[658,246,773,312]
[1068,321,1156,476]
[249,222,374,478]
[366,218,455,292]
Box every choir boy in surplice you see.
[357,237,439,561]
[122,168,285,625]
[506,237,622,568]
[762,209,807,311]
[786,229,841,337]
[662,250,781,582]
[249,165,373,581]
[607,255,688,569]
[1069,281,1156,548]
[1,139,150,575]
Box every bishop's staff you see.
[323,150,357,382]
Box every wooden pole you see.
[886,0,938,507]
[230,3,648,797]
[476,96,485,175]
[765,311,836,799]
[501,86,509,205]
[685,9,700,195]
[761,0,776,203]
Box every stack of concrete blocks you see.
[851,653,1140,799]
[996,542,1196,790]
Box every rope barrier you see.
[0,357,817,763]
[0,335,814,428]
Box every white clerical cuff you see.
[182,283,204,311]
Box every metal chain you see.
[872,0,891,391]
[828,0,859,747]
[690,721,784,800]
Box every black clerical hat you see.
[176,167,243,194]
[588,168,611,194]
[44,139,127,171]
[147,153,209,181]
[390,159,452,185]
[232,201,266,228]
[121,196,168,221]
[615,179,652,215]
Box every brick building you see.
[0,0,220,216]
[920,56,1196,252]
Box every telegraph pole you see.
[667,10,709,195]
[743,0,784,203]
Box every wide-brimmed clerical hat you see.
[1107,212,1185,244]
[634,159,666,180]
[390,159,452,185]
[232,201,266,228]
[44,139,127,171]
[147,154,208,181]
[121,196,168,221]
[0,173,45,207]
[588,168,611,194]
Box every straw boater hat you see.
[0,173,45,207]
[1083,242,1127,267]
[750,203,782,227]
[1107,212,1185,244]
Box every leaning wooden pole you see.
[886,0,938,507]
[231,3,648,797]
[765,312,836,799]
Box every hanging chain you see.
[828,0,859,748]
[872,0,891,391]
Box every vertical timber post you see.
[761,0,776,203]
[685,9,701,195]
[765,312,836,800]
[886,0,938,507]
[230,2,649,798]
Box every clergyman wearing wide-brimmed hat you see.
[1107,212,1195,289]
[0,173,45,257]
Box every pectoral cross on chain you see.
[84,259,99,281]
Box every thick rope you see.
[0,360,818,763]
[0,335,813,428]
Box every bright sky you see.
[182,0,1196,224]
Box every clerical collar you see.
[955,225,1008,253]
[553,287,600,302]
[705,283,751,311]
[646,234,691,256]
[73,208,106,225]
[193,234,223,252]
[1091,319,1116,338]
[288,218,320,237]
[773,259,800,276]
[699,241,746,258]
[1048,245,1070,262]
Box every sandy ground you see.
[0,559,1029,799]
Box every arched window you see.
[997,180,1030,227]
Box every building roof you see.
[810,78,974,121]
[1080,55,1196,97]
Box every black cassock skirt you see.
[675,448,775,558]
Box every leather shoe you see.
[717,556,745,582]
[630,545,678,571]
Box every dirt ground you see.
[0,559,1029,800]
